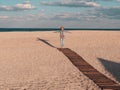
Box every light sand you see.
[0,30,120,90]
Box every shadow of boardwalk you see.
[37,38,56,48]
[98,58,120,82]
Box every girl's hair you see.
[60,26,64,30]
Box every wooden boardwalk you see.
[58,48,120,90]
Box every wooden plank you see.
[57,48,120,90]
[100,85,120,90]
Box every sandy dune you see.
[0,31,120,90]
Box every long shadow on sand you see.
[98,58,120,82]
[37,38,56,48]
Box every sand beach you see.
[0,30,120,90]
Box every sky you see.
[0,0,120,28]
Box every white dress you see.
[60,30,64,47]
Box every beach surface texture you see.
[0,31,120,90]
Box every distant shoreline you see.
[0,28,120,32]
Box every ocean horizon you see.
[0,28,120,32]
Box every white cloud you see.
[14,3,35,10]
[0,2,35,11]
[85,2,100,7]
[40,0,100,8]
[0,5,13,11]
[0,15,9,19]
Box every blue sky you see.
[0,0,120,28]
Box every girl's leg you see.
[61,38,64,47]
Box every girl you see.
[60,26,64,48]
